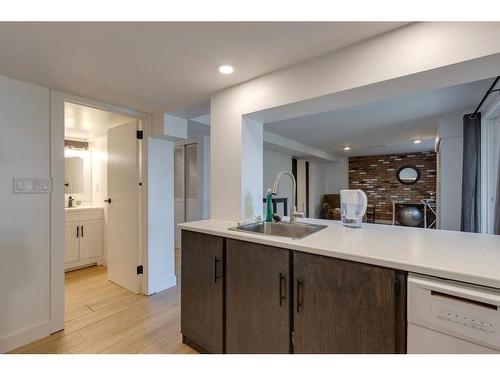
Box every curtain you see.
[461,113,481,232]
[495,149,500,235]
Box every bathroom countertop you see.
[64,205,104,212]
[179,218,500,289]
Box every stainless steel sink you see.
[229,221,327,239]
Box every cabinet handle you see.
[296,278,303,313]
[81,225,84,237]
[214,257,222,284]
[279,273,286,306]
[76,226,79,238]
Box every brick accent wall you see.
[348,152,437,221]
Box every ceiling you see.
[65,102,135,140]
[264,78,495,157]
[0,22,407,113]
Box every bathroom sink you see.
[229,221,327,239]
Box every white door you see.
[184,143,200,222]
[174,146,185,249]
[107,121,141,293]
[64,221,80,263]
[79,220,103,260]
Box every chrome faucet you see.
[271,169,304,223]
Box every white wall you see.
[309,159,349,219]
[263,149,293,216]
[147,138,176,294]
[240,117,263,220]
[207,22,500,221]
[324,158,349,194]
[309,161,326,218]
[437,114,464,231]
[0,76,52,352]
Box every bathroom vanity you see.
[179,218,500,354]
[64,206,104,271]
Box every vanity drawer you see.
[65,207,104,222]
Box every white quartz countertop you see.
[179,218,500,289]
[65,205,103,211]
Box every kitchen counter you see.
[179,218,500,289]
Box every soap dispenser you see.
[68,196,74,208]
[265,188,273,222]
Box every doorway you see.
[174,142,200,249]
[174,137,210,249]
[63,102,143,323]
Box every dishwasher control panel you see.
[433,297,496,336]
[408,274,500,351]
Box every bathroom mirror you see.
[64,156,84,193]
[396,165,420,185]
[64,146,92,203]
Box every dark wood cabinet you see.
[226,239,290,353]
[180,231,407,354]
[293,251,406,353]
[181,230,224,353]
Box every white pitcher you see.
[340,189,368,228]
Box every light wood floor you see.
[11,250,196,354]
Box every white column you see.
[241,116,263,219]
[147,138,176,294]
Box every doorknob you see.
[104,198,112,204]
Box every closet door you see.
[185,143,200,222]
[174,146,185,249]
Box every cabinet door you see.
[293,252,400,353]
[79,220,103,260]
[181,230,224,353]
[64,222,80,263]
[226,240,290,353]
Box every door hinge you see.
[291,331,295,353]
[137,265,143,275]
[136,130,143,140]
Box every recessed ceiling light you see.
[217,64,234,74]
[413,139,422,144]
[343,146,351,151]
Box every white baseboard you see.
[146,275,177,295]
[64,257,101,272]
[0,320,52,353]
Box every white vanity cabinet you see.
[64,207,104,270]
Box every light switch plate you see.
[13,177,52,194]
